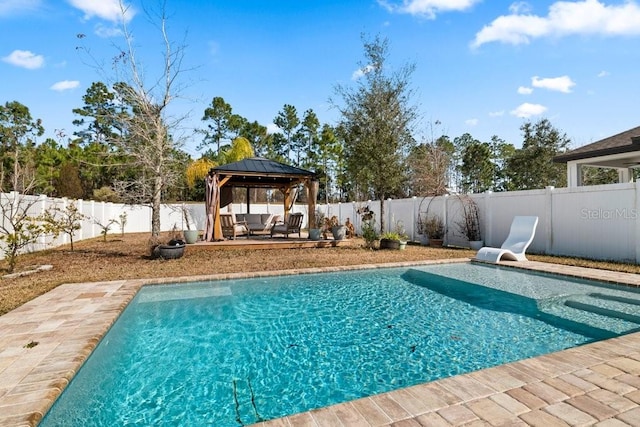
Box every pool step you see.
[564,293,640,325]
[539,294,640,336]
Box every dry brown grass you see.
[1,233,638,316]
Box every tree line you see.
[0,91,584,202]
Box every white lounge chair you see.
[475,216,538,263]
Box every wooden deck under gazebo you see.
[187,234,354,251]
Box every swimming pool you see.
[41,263,640,426]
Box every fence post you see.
[89,200,96,238]
[76,199,83,241]
[411,196,417,241]
[636,182,640,264]
[442,194,449,245]
[60,198,68,245]
[545,186,554,254]
[351,201,358,234]
[484,191,493,246]
[38,194,48,248]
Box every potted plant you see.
[325,215,346,241]
[379,231,402,249]
[456,196,482,250]
[393,219,408,250]
[309,209,325,241]
[181,204,199,244]
[360,214,379,249]
[424,215,445,247]
[416,214,430,246]
[153,224,186,259]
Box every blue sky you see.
[2,0,640,157]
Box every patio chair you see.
[475,216,538,263]
[220,213,249,239]
[270,213,303,238]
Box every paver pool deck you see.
[1,259,639,427]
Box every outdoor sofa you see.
[235,213,279,235]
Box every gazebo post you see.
[308,178,318,231]
[213,176,232,241]
[282,186,292,220]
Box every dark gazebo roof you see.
[213,157,316,188]
[554,125,640,163]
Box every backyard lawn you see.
[1,232,639,316]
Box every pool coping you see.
[0,259,638,426]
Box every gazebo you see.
[204,157,318,241]
[554,125,640,187]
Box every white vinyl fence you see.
[2,181,640,263]
[315,182,640,264]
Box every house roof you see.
[212,157,316,188]
[554,125,640,163]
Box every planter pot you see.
[429,238,444,247]
[156,243,185,259]
[399,240,407,250]
[183,230,199,244]
[380,238,401,250]
[308,228,322,241]
[469,240,484,251]
[419,234,429,246]
[331,225,346,241]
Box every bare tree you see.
[77,0,191,241]
[408,138,451,197]
[0,179,47,273]
[41,200,87,251]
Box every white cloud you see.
[472,0,640,48]
[465,118,479,126]
[95,23,123,38]
[597,70,610,77]
[352,64,374,80]
[489,110,505,117]
[509,2,532,15]
[518,86,533,95]
[68,0,135,23]
[378,0,480,18]
[0,0,40,16]
[2,50,44,69]
[266,123,280,134]
[510,102,547,118]
[531,75,575,93]
[50,80,80,91]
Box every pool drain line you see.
[232,378,263,426]
[232,379,242,426]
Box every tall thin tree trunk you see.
[151,175,163,237]
[379,197,386,233]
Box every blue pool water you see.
[42,263,640,426]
